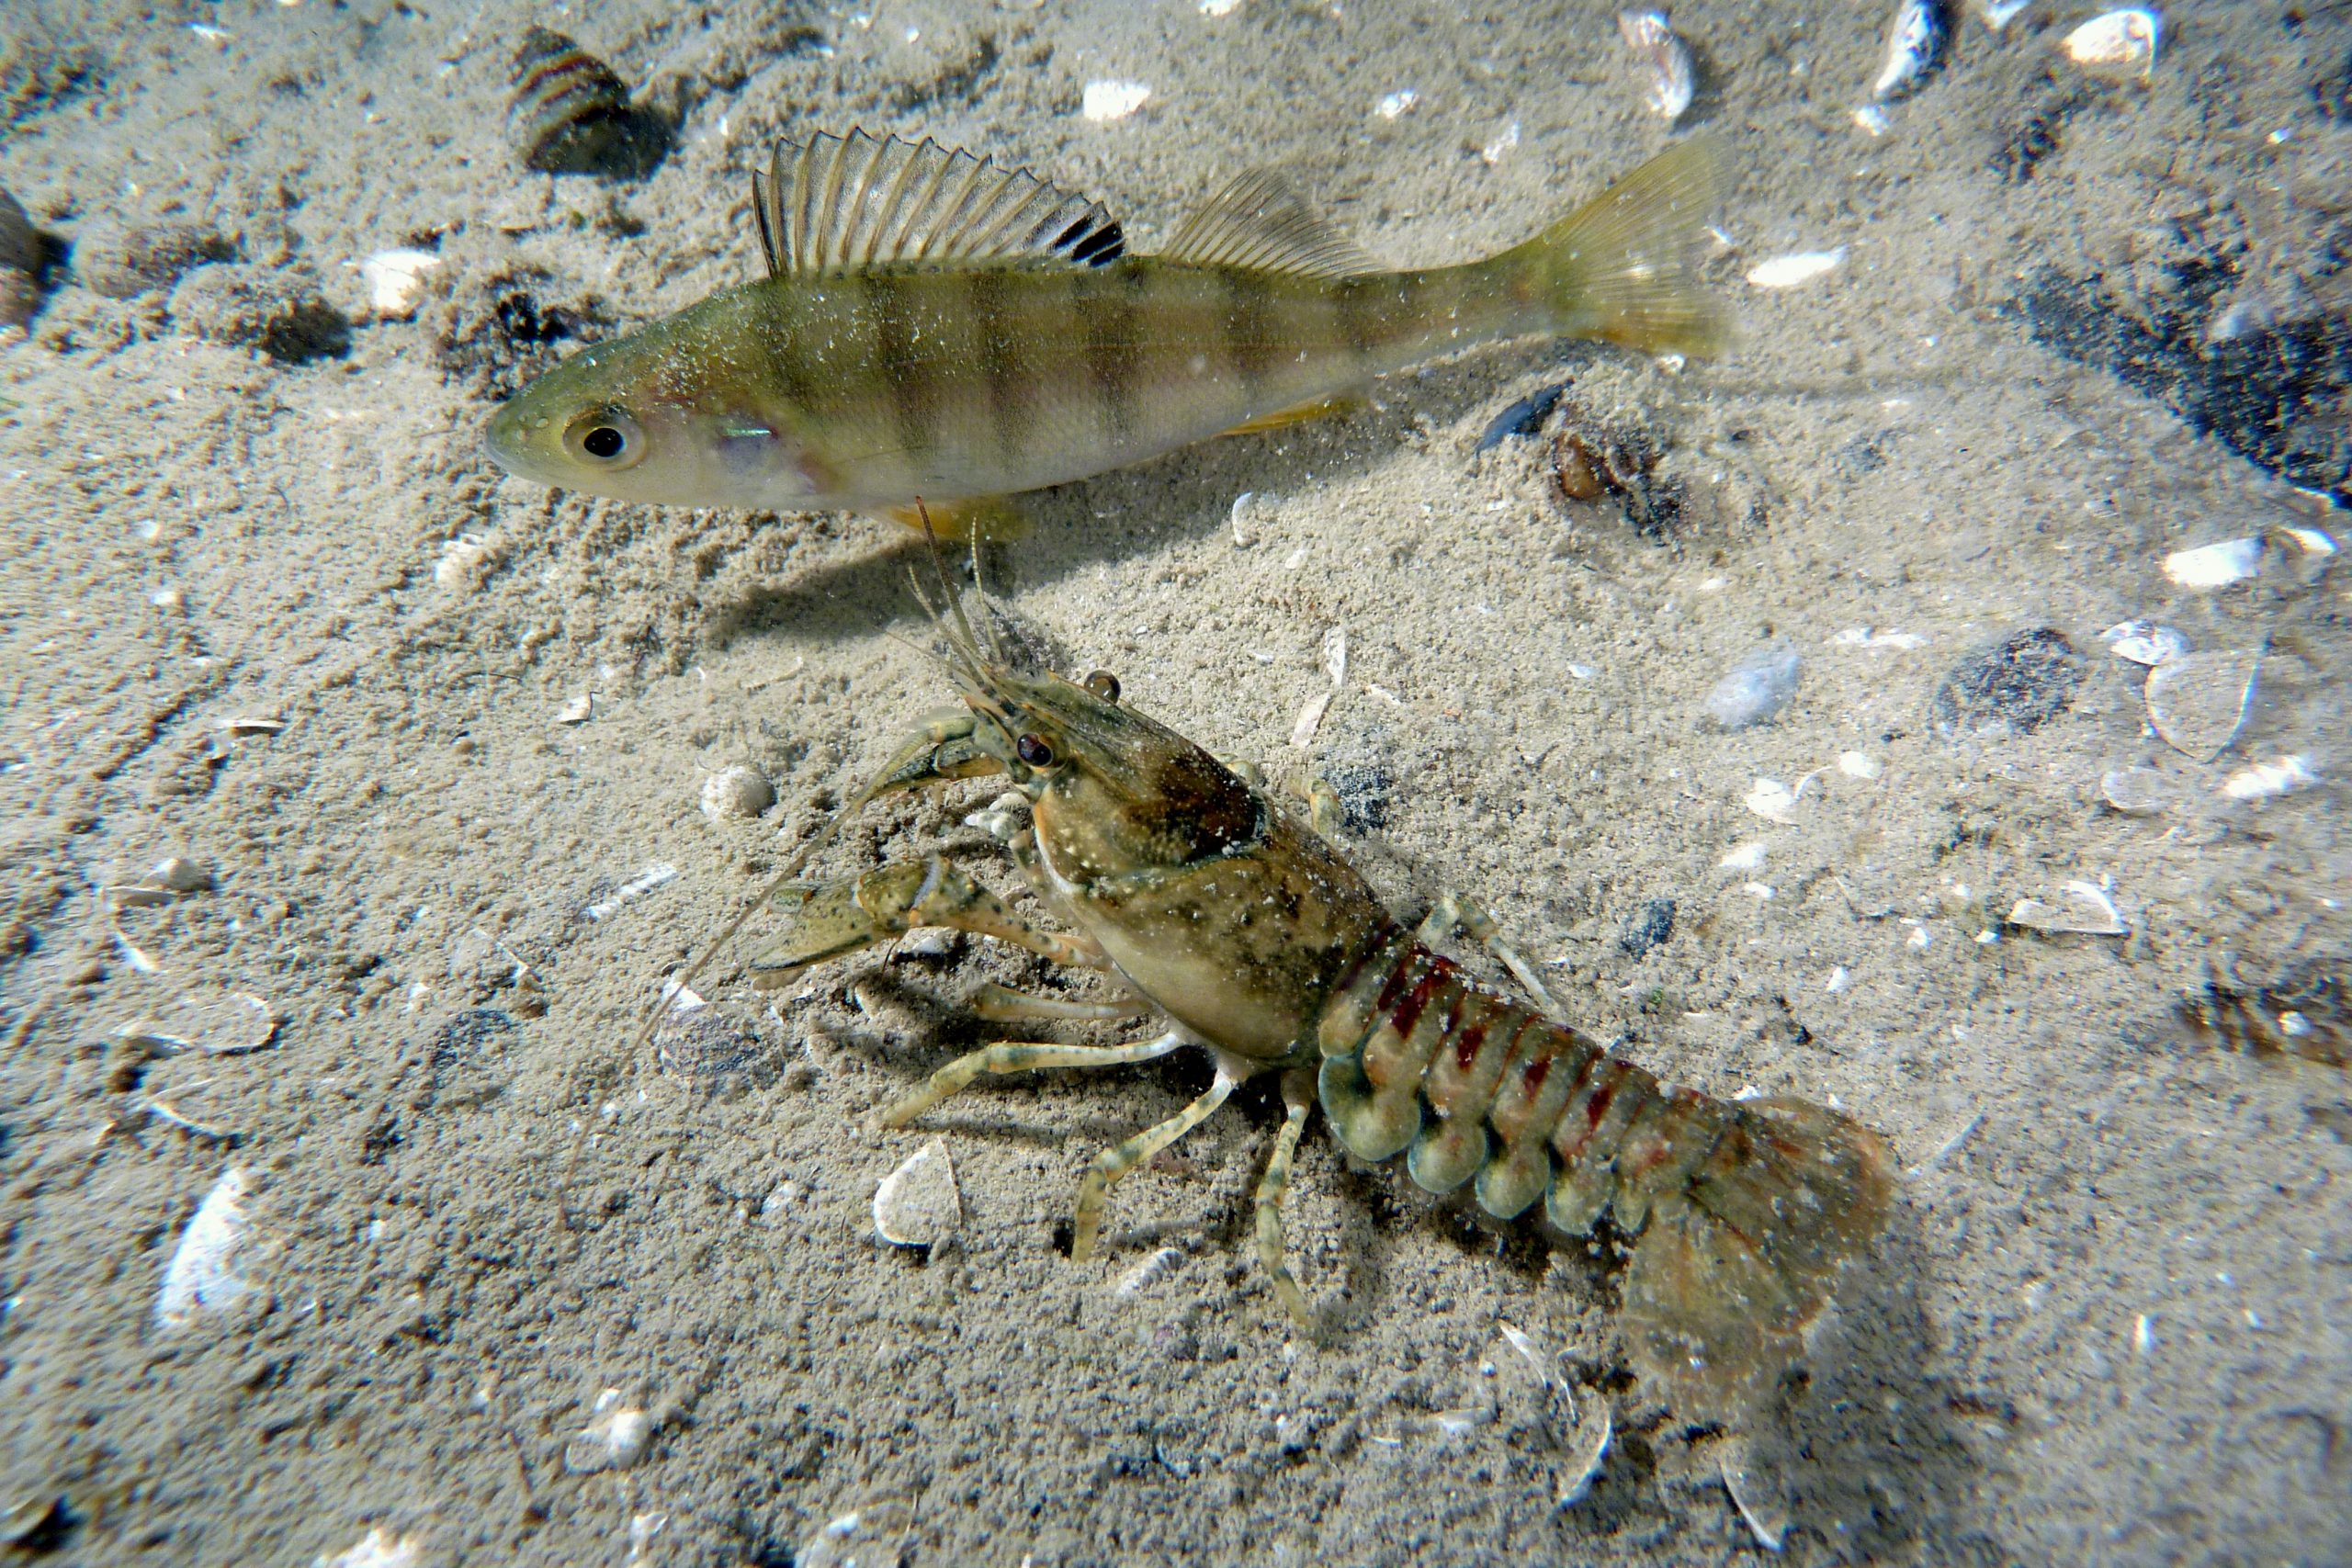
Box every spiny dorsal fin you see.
[1161,169,1375,278]
[751,129,1125,277]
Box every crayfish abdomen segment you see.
[1317,936,1894,1421]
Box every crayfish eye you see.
[563,407,646,469]
[1015,733,1056,768]
[1082,670,1121,704]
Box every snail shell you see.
[507,28,666,178]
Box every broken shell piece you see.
[1746,248,1846,289]
[315,1527,424,1568]
[2006,879,2129,936]
[118,987,278,1055]
[798,1502,912,1568]
[1704,640,1801,729]
[1975,0,2033,29]
[153,854,213,893]
[2163,536,2262,589]
[563,1388,653,1473]
[1838,750,1883,780]
[434,532,500,590]
[1080,81,1151,121]
[2100,620,2188,667]
[2143,648,2257,761]
[1290,688,1334,749]
[2222,754,2317,802]
[154,1167,254,1332]
[0,1496,59,1549]
[1616,10,1697,121]
[557,692,594,725]
[1718,840,1769,872]
[700,764,775,823]
[1556,1397,1612,1506]
[359,248,442,319]
[874,1138,961,1247]
[1871,0,1950,102]
[1743,776,1803,821]
[2063,7,2159,83]
[218,716,288,736]
[2100,766,2174,814]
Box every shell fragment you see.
[2100,620,2188,667]
[154,1167,255,1333]
[2163,536,2262,589]
[1617,9,1697,121]
[2063,8,2159,82]
[1746,248,1846,289]
[2222,755,2317,802]
[117,988,278,1055]
[2007,880,2129,936]
[2143,648,2258,761]
[874,1139,962,1247]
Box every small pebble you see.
[1703,640,1801,730]
[152,854,211,893]
[874,1139,961,1247]
[1928,626,2085,740]
[359,247,442,319]
[2063,7,2159,82]
[1619,897,1677,958]
[700,764,775,822]
[2143,649,2258,761]
[563,1388,652,1473]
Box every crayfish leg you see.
[881,1032,1185,1129]
[1071,1064,1241,1262]
[1252,1066,1318,1332]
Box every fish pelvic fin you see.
[1509,136,1730,359]
[878,496,1029,542]
[1618,1094,1893,1426]
[1217,393,1363,436]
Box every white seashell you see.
[2099,766,2173,814]
[1825,964,1851,993]
[1321,626,1348,689]
[2099,619,2188,666]
[1974,0,2034,30]
[1871,0,1950,102]
[1834,626,1926,650]
[1616,10,1697,121]
[2221,754,2317,802]
[1080,81,1151,122]
[1851,105,1894,137]
[313,1526,424,1568]
[557,692,594,725]
[1555,1396,1612,1506]
[700,764,775,823]
[1374,88,1419,119]
[155,1167,255,1333]
[1838,750,1883,780]
[2063,8,2159,81]
[1746,248,1846,288]
[798,1503,912,1568]
[563,1388,653,1473]
[1114,1246,1186,1297]
[359,248,442,320]
[586,862,679,920]
[874,1139,961,1247]
[2162,536,2263,589]
[1199,0,1244,15]
[1718,840,1769,871]
[2143,648,2257,761]
[1744,777,1802,821]
[2277,524,2337,558]
[1290,688,1333,749]
[118,988,277,1056]
[434,533,499,590]
[1480,118,1521,164]
[2006,879,2129,936]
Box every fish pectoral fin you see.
[752,129,1125,279]
[877,496,1030,542]
[1217,395,1363,436]
[1163,168,1376,278]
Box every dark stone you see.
[1928,626,2086,741]
[1619,897,1677,959]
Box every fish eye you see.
[1015,733,1055,768]
[563,408,646,469]
[1082,671,1121,704]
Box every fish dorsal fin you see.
[1161,168,1375,277]
[752,128,1125,276]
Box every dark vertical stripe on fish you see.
[861,271,933,460]
[1218,267,1278,398]
[1082,265,1147,448]
[967,269,1024,469]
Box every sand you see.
[1,0,2347,1562]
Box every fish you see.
[482,128,1727,537]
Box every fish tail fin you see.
[1620,1095,1893,1424]
[1507,136,1729,359]
[878,496,1030,542]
